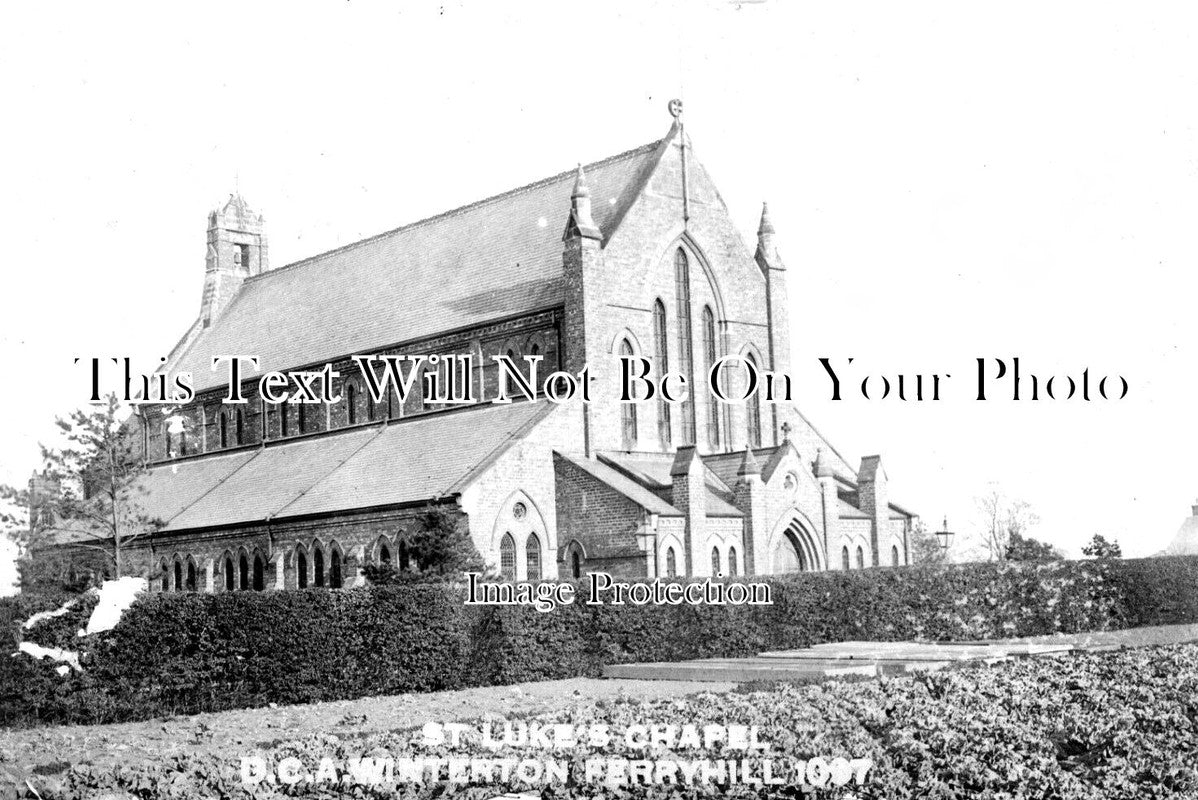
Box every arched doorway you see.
[771,519,824,573]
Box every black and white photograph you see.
[1,2,1196,797]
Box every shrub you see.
[1,555,1197,728]
[1104,555,1198,627]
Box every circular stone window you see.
[512,502,527,520]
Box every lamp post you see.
[935,516,955,553]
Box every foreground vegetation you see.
[20,642,1193,799]
[4,556,1198,728]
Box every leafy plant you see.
[1005,531,1062,562]
[1082,534,1123,559]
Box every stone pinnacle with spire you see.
[758,201,776,236]
[564,163,601,241]
[737,446,762,479]
[813,447,834,479]
[755,200,782,271]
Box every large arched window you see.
[652,299,671,446]
[892,544,901,567]
[297,549,309,589]
[224,554,235,591]
[378,540,391,564]
[570,548,582,579]
[313,544,325,587]
[728,545,738,576]
[674,249,697,445]
[746,352,762,448]
[219,412,229,448]
[239,552,249,590]
[297,402,308,434]
[665,546,678,578]
[252,552,265,591]
[185,559,197,592]
[702,306,720,449]
[620,339,637,450]
[842,546,851,571]
[346,381,358,425]
[173,559,183,592]
[856,545,865,569]
[499,533,516,580]
[710,546,721,577]
[235,407,245,446]
[526,533,542,581]
[160,559,169,592]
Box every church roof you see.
[173,140,665,392]
[554,452,681,518]
[96,402,551,538]
[596,451,743,518]
[589,449,914,522]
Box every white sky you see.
[1,1,1196,591]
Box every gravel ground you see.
[0,677,734,778]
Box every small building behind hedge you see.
[38,113,917,590]
[1164,499,1198,555]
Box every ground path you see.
[604,622,1198,681]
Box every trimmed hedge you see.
[2,555,1196,728]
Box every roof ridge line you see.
[241,138,664,285]
[595,451,667,490]
[271,425,391,520]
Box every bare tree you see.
[974,486,1040,561]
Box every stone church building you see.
[69,112,917,591]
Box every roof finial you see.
[668,98,684,122]
[780,421,793,441]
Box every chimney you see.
[201,193,268,327]
[27,470,60,534]
[857,455,887,567]
[670,445,708,576]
